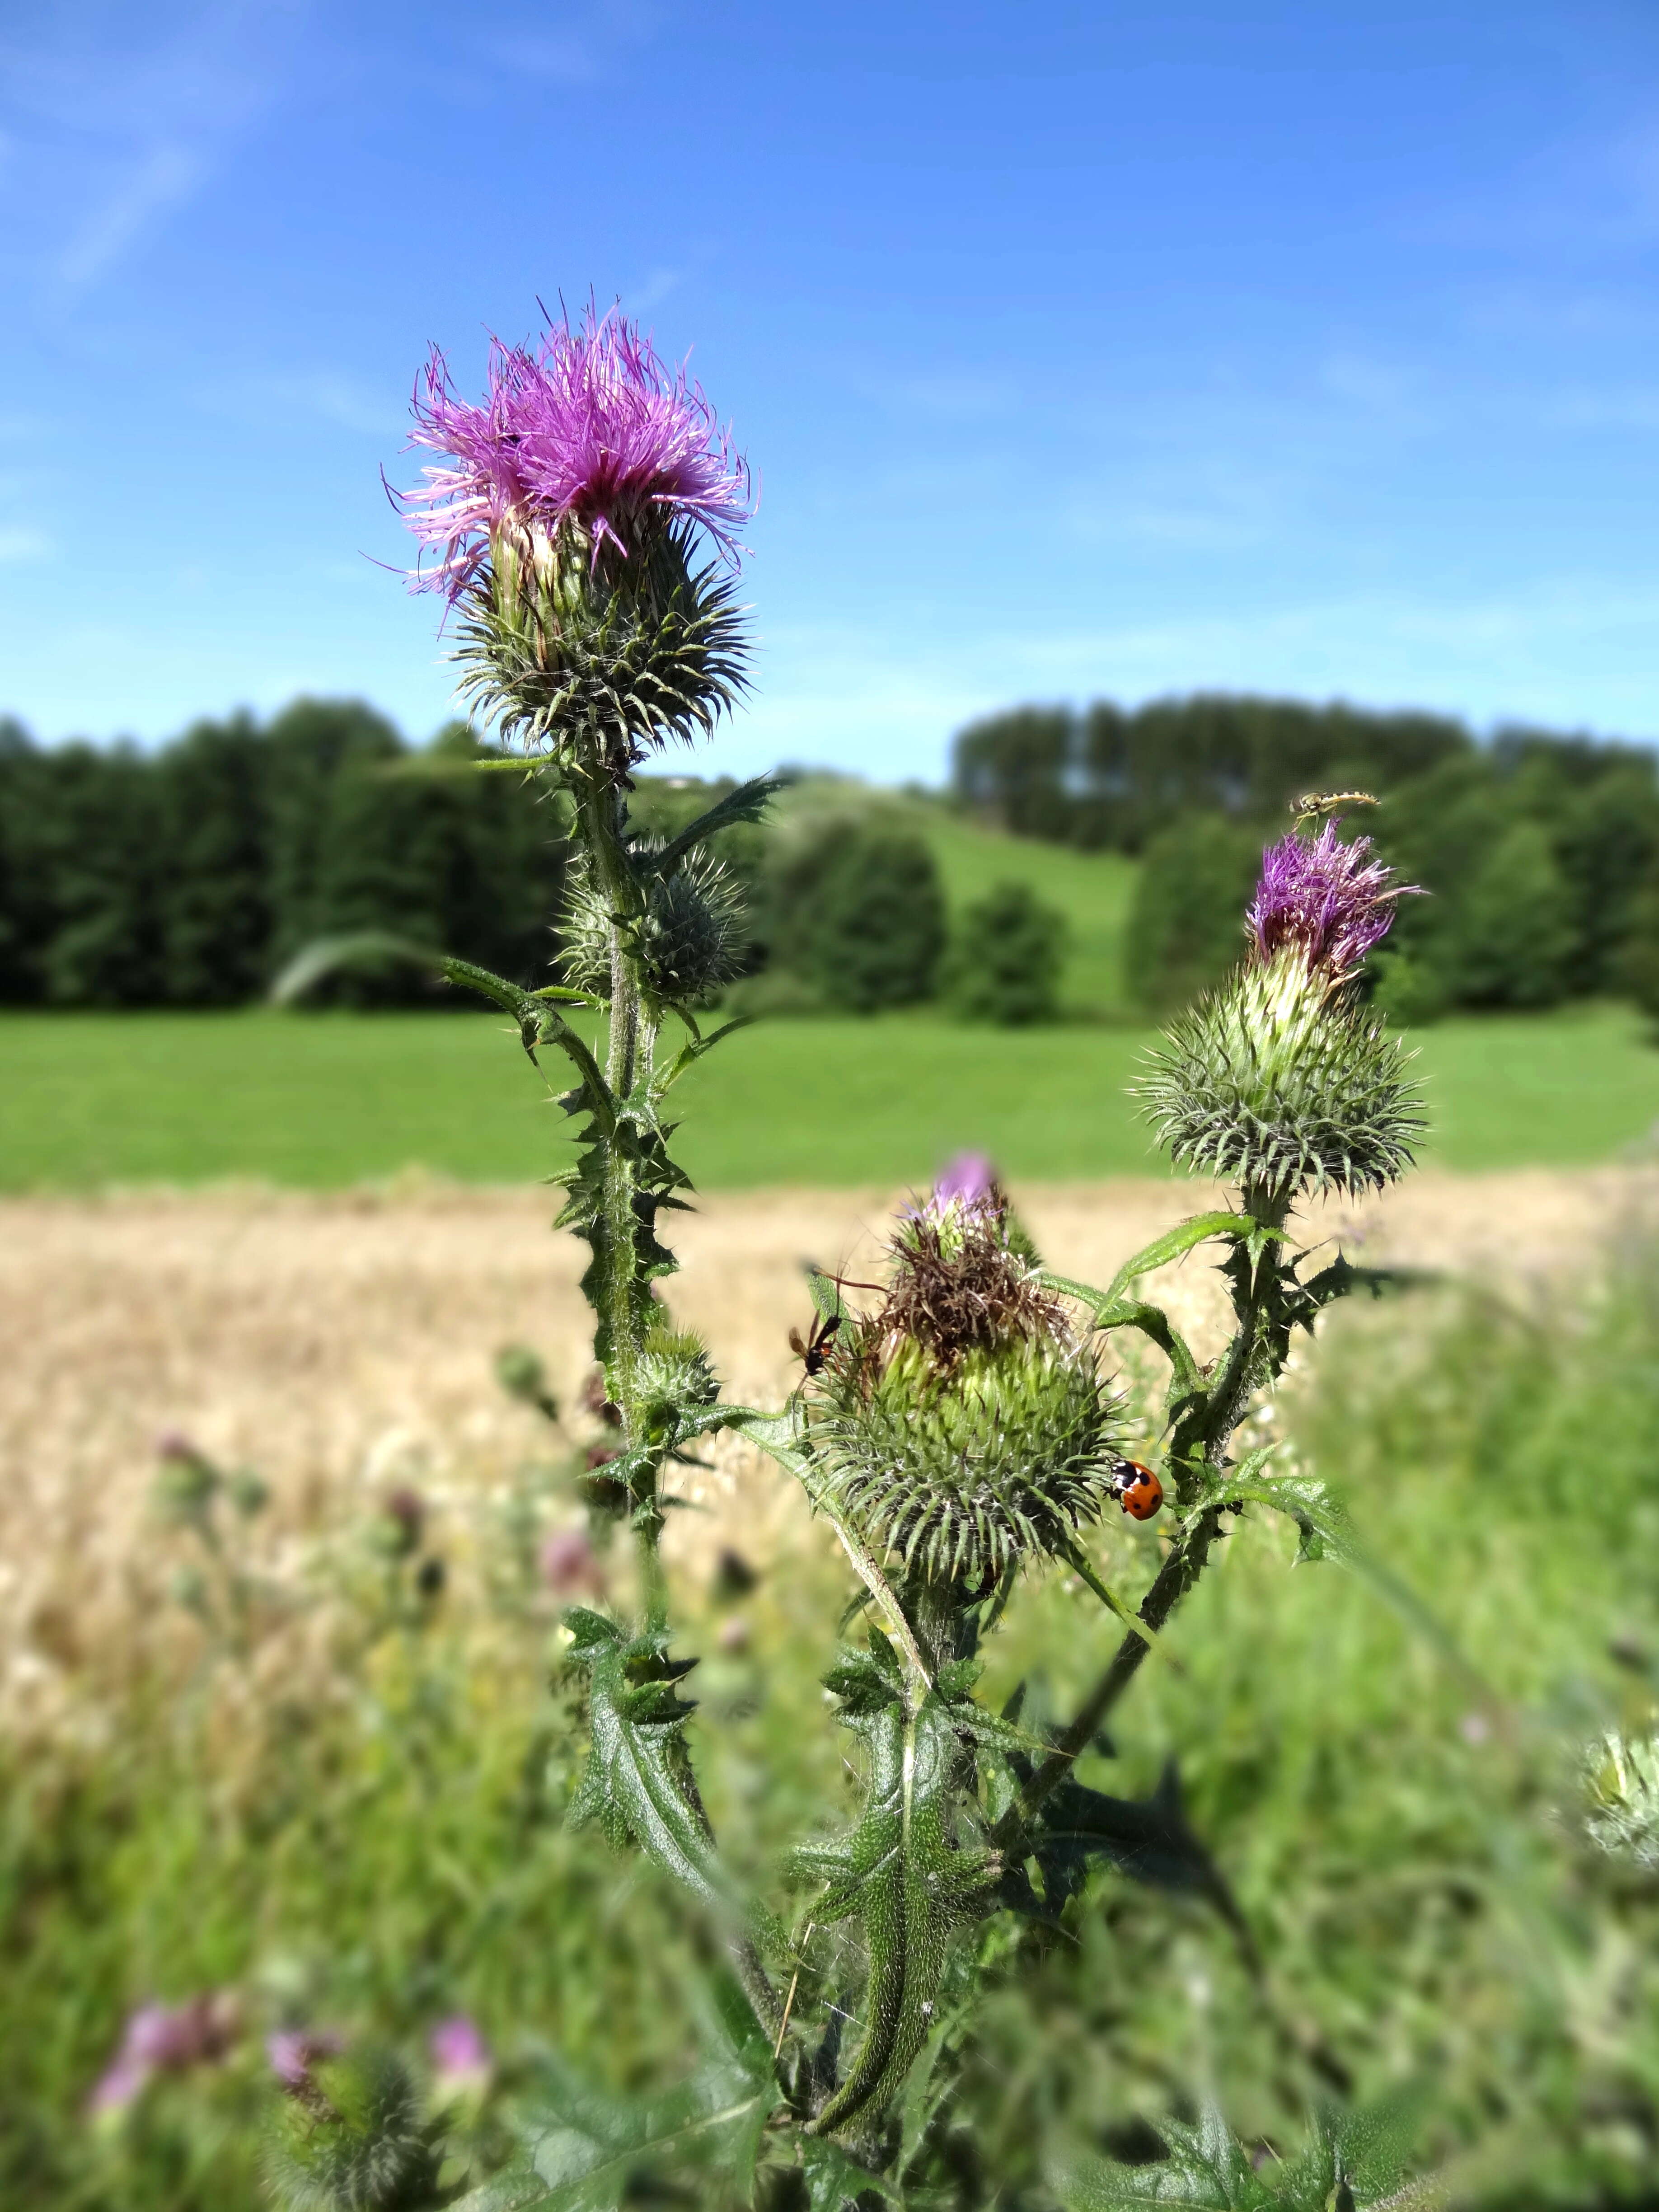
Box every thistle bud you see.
[633,1323,718,1441]
[263,2045,436,2212]
[558,842,747,1010]
[1138,817,1424,1202]
[802,1174,1125,1588]
[396,302,752,776]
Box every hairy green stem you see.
[996,1201,1289,1849]
[575,778,673,1602]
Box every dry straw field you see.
[1,1167,1648,1739]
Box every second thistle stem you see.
[997,1200,1289,1848]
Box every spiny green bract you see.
[634,1323,718,1435]
[1138,950,1423,1199]
[558,841,748,1009]
[262,2048,436,2212]
[454,517,747,773]
[811,1333,1124,1587]
[1584,1728,1659,1868]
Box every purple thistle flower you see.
[398,298,753,602]
[430,2015,491,2080]
[267,2027,342,2089]
[89,1996,237,2112]
[1247,819,1413,979]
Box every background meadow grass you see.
[10,1240,1659,2208]
[3,1001,1658,1190]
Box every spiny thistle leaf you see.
[1050,2095,1439,2212]
[793,2134,903,2207]
[563,1610,734,1910]
[644,772,782,878]
[452,1981,779,2212]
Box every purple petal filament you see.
[398,299,753,601]
[1247,819,1411,979]
[934,1153,996,1210]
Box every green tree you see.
[0,720,48,1001]
[1445,820,1575,1008]
[33,744,168,1005]
[1124,814,1261,1014]
[265,698,403,966]
[155,714,272,1003]
[1551,766,1659,995]
[785,824,946,1012]
[945,879,1067,1025]
[952,705,1075,840]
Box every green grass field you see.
[3,1001,1657,1190]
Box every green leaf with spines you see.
[1004,1758,1247,1926]
[563,1609,746,1918]
[641,772,783,879]
[451,1978,781,2212]
[1050,2095,1437,2212]
[793,2134,903,2207]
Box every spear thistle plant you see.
[274,318,1435,2209]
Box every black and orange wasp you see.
[788,1310,842,1377]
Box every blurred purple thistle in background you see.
[1247,819,1414,981]
[430,2015,491,2091]
[397,298,754,601]
[90,1996,236,2112]
[539,1523,602,1596]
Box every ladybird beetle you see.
[1111,1457,1163,1521]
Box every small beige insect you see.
[1292,788,1379,827]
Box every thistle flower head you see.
[1247,818,1411,983]
[802,1186,1124,1586]
[933,1151,995,1212]
[1139,813,1424,1202]
[399,300,752,602]
[393,300,754,770]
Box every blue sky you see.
[4,0,1659,783]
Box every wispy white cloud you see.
[0,525,50,564]
[57,141,206,290]
[0,1,310,296]
[201,369,407,441]
[478,3,661,87]
[737,571,1659,782]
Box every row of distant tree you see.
[951,694,1474,849]
[0,701,571,1008]
[6,690,1658,1022]
[0,701,1064,1021]
[958,696,1659,1017]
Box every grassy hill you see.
[758,779,1140,1018]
